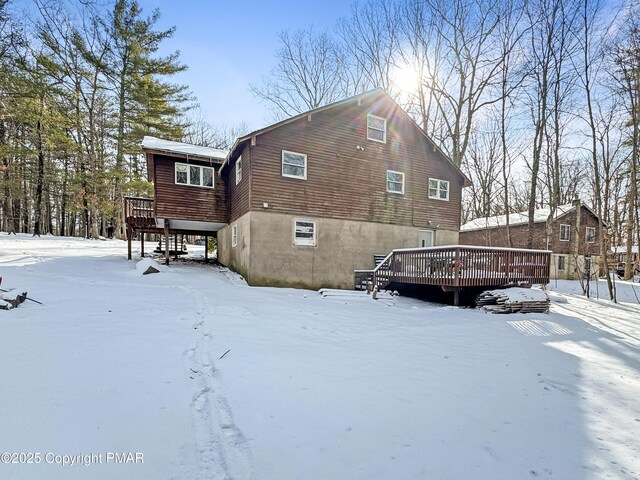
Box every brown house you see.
[459,201,602,280]
[217,89,469,289]
[132,89,470,289]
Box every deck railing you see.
[355,245,551,290]
[124,196,155,227]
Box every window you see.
[584,257,592,274]
[559,224,571,242]
[367,113,386,143]
[231,224,237,248]
[236,156,242,185]
[282,150,307,179]
[175,162,214,188]
[189,165,200,186]
[428,178,449,201]
[558,256,566,271]
[236,155,242,185]
[176,163,187,184]
[585,226,596,243]
[294,220,316,246]
[386,170,405,194]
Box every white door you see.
[418,230,435,247]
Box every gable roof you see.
[142,136,228,161]
[461,203,602,232]
[219,89,470,186]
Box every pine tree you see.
[104,0,189,239]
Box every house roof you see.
[461,203,601,232]
[611,245,639,254]
[219,89,470,186]
[141,136,228,161]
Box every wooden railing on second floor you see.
[124,196,156,227]
[355,245,551,290]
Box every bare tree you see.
[613,4,640,280]
[523,0,578,248]
[336,0,400,94]
[251,28,349,119]
[401,0,522,167]
[182,109,247,150]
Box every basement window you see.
[367,113,387,143]
[175,162,214,188]
[282,150,307,180]
[294,220,316,246]
[428,178,449,201]
[386,170,405,194]
[585,226,596,243]
[559,224,571,242]
[558,256,566,271]
[231,224,237,248]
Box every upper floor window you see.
[559,224,571,242]
[585,226,596,243]
[282,150,307,180]
[428,178,449,201]
[236,156,243,185]
[175,162,214,188]
[386,170,405,194]
[367,114,387,143]
[294,220,316,246]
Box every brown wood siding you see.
[153,154,228,223]
[242,94,463,229]
[226,144,252,222]
[459,206,601,256]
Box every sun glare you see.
[391,61,422,97]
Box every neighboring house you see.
[133,89,470,289]
[610,245,639,276]
[459,201,602,280]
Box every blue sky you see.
[136,0,354,131]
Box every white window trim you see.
[585,226,596,243]
[559,223,571,242]
[386,170,405,195]
[231,224,238,248]
[281,150,307,180]
[428,178,450,201]
[558,255,566,271]
[293,219,317,246]
[367,113,387,143]
[174,162,214,189]
[235,156,242,185]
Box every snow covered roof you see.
[461,204,581,232]
[611,245,639,254]
[141,136,228,161]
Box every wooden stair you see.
[155,235,188,256]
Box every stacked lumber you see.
[476,288,549,314]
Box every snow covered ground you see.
[1,233,639,480]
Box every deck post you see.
[453,288,460,306]
[164,219,170,266]
[141,233,145,258]
[174,234,178,261]
[204,235,209,262]
[126,225,132,260]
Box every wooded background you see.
[1,0,638,282]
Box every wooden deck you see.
[124,196,156,229]
[355,245,551,304]
[124,196,212,264]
